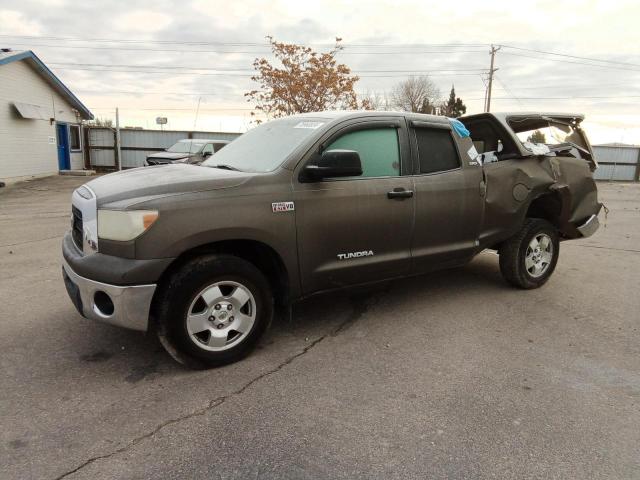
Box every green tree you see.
[85,117,113,128]
[442,85,467,118]
[526,130,547,143]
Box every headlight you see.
[98,210,159,241]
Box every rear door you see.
[409,121,484,272]
[294,118,415,294]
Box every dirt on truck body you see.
[61,111,602,367]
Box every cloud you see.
[2,0,639,141]
[0,9,43,35]
[116,10,173,33]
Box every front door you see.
[56,123,70,170]
[294,120,415,295]
[409,123,484,272]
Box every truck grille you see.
[71,205,83,250]
[146,159,170,166]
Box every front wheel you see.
[154,254,273,368]
[499,218,560,289]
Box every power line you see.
[52,66,486,77]
[0,34,489,49]
[6,34,638,68]
[47,61,488,73]
[466,95,640,100]
[89,94,640,111]
[500,52,640,73]
[494,75,526,109]
[500,44,640,69]
[4,42,488,55]
[89,106,255,111]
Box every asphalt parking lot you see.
[1,175,639,480]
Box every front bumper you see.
[62,257,156,332]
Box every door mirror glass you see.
[304,150,362,180]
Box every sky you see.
[1,0,639,144]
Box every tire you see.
[499,218,560,289]
[154,254,273,368]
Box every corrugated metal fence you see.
[86,127,242,169]
[592,145,640,181]
[85,130,640,180]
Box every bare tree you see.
[359,90,391,111]
[390,76,441,114]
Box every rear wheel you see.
[154,254,273,368]
[499,218,559,289]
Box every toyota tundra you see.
[62,111,602,367]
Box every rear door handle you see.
[387,188,414,200]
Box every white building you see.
[0,49,93,182]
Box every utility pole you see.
[485,44,501,112]
[115,107,122,171]
[193,97,202,130]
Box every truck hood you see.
[85,164,251,207]
[146,152,193,161]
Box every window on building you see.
[414,128,460,174]
[325,128,400,178]
[69,125,82,151]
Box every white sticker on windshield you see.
[294,121,324,129]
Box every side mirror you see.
[304,149,362,180]
[203,151,213,158]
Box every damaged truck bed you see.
[459,112,602,246]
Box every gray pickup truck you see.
[62,111,601,367]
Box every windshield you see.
[202,117,326,172]
[167,141,205,153]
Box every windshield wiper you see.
[209,164,241,171]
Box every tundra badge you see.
[337,250,374,260]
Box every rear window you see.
[414,128,460,174]
[514,126,573,146]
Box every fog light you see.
[94,291,114,316]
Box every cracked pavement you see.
[1,176,639,479]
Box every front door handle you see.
[387,188,414,200]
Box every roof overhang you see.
[0,50,93,120]
[13,101,53,120]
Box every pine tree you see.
[443,85,467,118]
[526,130,547,144]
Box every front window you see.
[167,141,205,153]
[202,117,326,173]
[325,128,400,177]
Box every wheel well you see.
[526,193,563,229]
[151,240,290,329]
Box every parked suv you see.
[62,111,601,367]
[145,138,229,165]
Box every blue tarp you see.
[448,118,470,138]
